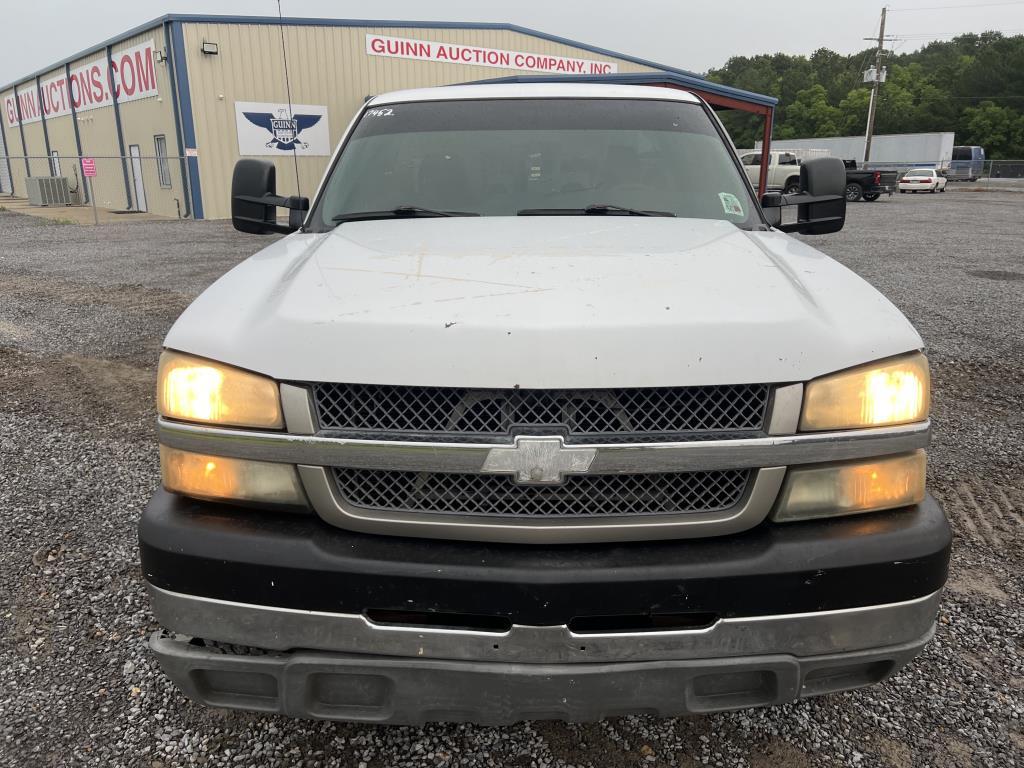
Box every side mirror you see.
[760,156,847,236]
[231,159,309,235]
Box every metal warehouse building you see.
[0,15,777,220]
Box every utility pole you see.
[863,6,887,164]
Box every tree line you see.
[706,33,1024,159]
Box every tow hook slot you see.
[364,609,512,633]
[568,612,719,634]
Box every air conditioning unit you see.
[26,176,71,207]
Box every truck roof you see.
[367,82,703,106]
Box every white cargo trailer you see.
[757,132,955,171]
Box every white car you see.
[141,83,949,725]
[899,168,947,193]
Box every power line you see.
[944,94,1024,99]
[891,29,1024,38]
[890,28,1024,36]
[890,1,1024,10]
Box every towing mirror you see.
[231,159,309,235]
[760,157,847,236]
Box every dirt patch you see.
[0,348,156,437]
[532,720,692,767]
[748,740,813,767]
[946,570,1010,603]
[966,270,1024,282]
[930,737,979,767]
[0,272,191,314]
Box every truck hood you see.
[165,217,922,388]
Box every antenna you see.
[277,0,301,198]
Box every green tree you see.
[838,88,870,135]
[961,101,1024,157]
[705,32,1024,158]
[780,84,843,139]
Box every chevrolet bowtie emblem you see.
[481,437,597,484]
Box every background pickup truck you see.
[842,160,898,202]
[739,150,811,194]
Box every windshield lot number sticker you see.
[719,192,744,217]
[366,108,394,117]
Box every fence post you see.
[88,176,98,225]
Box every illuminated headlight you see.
[160,446,306,506]
[157,350,283,429]
[772,451,926,522]
[800,353,930,431]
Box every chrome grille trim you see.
[331,467,751,518]
[298,465,787,544]
[309,382,771,444]
[157,419,931,475]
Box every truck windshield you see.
[312,98,758,230]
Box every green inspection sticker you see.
[718,192,745,217]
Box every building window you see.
[154,135,172,188]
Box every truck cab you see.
[141,83,949,725]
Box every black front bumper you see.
[140,489,951,624]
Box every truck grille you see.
[331,467,751,517]
[311,383,769,444]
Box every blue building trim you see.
[36,76,53,167]
[12,84,30,177]
[0,98,11,194]
[106,44,133,209]
[163,21,191,218]
[472,72,778,109]
[0,15,777,110]
[65,62,89,204]
[169,21,203,219]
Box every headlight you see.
[800,352,929,431]
[160,446,306,506]
[157,350,283,429]
[772,451,926,522]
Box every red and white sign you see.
[81,158,96,177]
[4,39,159,128]
[366,34,618,75]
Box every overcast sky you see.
[3,0,1024,84]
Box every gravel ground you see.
[0,190,1021,767]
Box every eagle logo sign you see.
[243,109,323,151]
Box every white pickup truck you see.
[738,149,817,194]
[141,83,949,725]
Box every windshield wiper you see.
[517,204,675,217]
[332,205,480,223]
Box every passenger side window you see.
[741,154,759,166]
[778,153,798,166]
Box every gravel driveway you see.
[1,190,1021,767]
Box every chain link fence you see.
[0,154,195,219]
[983,160,1024,179]
[956,160,1024,193]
